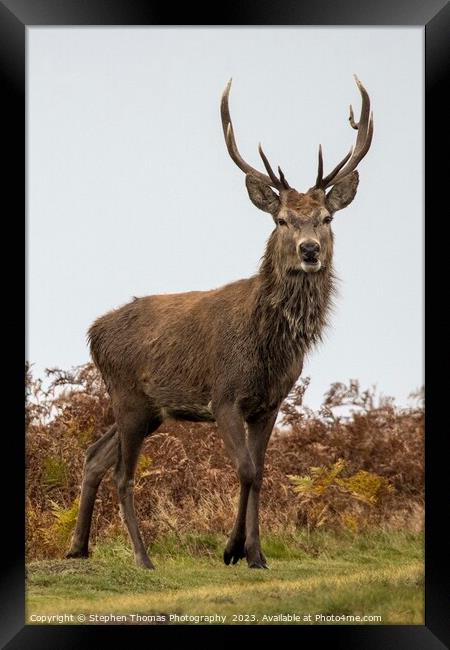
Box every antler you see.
[221,79,290,191]
[314,75,374,190]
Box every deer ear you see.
[245,175,280,215]
[326,171,359,213]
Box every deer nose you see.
[299,240,320,259]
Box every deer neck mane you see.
[254,231,336,360]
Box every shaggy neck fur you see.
[253,231,336,375]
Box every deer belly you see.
[161,403,215,422]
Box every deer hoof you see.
[246,548,269,569]
[224,538,246,565]
[223,549,245,565]
[65,548,89,559]
[135,555,155,570]
[248,561,269,569]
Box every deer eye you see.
[277,218,287,226]
[323,216,333,224]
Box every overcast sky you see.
[27,27,423,409]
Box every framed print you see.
[2,0,448,647]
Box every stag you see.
[66,75,373,569]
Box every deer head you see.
[221,75,373,274]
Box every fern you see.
[288,460,394,531]
[44,498,80,548]
[41,455,69,489]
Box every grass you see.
[26,530,423,625]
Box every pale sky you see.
[27,27,423,409]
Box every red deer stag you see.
[66,75,373,569]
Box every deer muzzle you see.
[299,239,321,273]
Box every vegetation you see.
[26,531,423,625]
[26,363,424,560]
[25,363,424,625]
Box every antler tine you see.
[315,75,374,190]
[258,144,291,190]
[257,143,280,186]
[221,79,285,191]
[315,144,324,188]
[311,144,353,193]
[320,146,354,186]
[349,104,358,129]
[327,111,373,188]
[278,166,290,189]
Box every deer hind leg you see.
[66,423,119,559]
[215,402,256,567]
[114,408,161,569]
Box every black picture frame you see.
[2,0,448,647]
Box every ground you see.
[26,530,423,626]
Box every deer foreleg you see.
[215,402,256,566]
[245,410,278,568]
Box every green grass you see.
[26,531,423,625]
